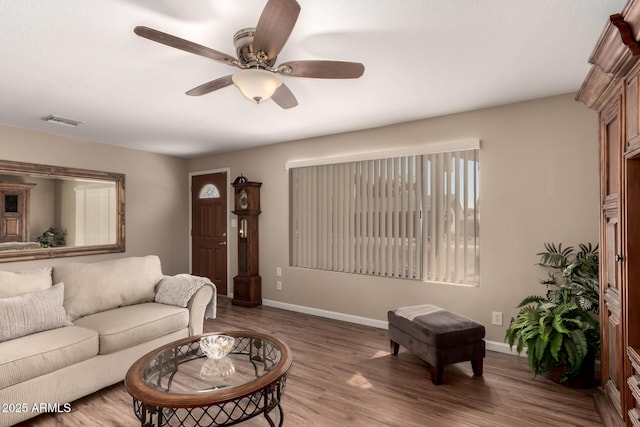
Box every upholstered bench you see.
[388,304,485,385]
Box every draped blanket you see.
[154,274,216,319]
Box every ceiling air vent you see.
[42,115,82,128]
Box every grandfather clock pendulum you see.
[231,176,262,307]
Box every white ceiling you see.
[0,0,627,158]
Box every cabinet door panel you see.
[600,95,625,420]
[628,69,640,155]
[603,211,624,417]
[605,109,621,198]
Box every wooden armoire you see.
[577,1,640,425]
[0,182,35,243]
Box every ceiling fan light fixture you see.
[232,69,282,104]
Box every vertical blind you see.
[289,148,479,285]
[423,150,479,284]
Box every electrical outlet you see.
[492,311,503,326]
[276,267,282,277]
[276,281,282,291]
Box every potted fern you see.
[505,243,600,386]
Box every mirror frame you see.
[0,159,125,262]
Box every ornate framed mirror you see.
[0,159,125,262]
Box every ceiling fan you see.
[134,0,365,109]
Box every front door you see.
[191,172,228,295]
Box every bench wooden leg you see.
[430,365,443,385]
[390,340,400,355]
[471,358,483,376]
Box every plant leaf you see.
[549,331,563,360]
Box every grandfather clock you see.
[231,176,262,307]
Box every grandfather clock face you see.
[237,189,249,210]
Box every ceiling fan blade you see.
[278,60,365,79]
[271,83,298,109]
[186,75,234,96]
[252,0,301,61]
[134,26,236,65]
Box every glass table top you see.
[140,333,284,395]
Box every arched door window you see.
[199,184,220,199]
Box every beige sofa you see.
[0,255,215,426]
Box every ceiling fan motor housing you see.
[234,28,276,68]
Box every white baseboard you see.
[263,299,388,329]
[486,340,524,356]
[262,299,524,357]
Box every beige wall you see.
[0,92,599,344]
[188,93,599,343]
[0,125,190,274]
[27,177,56,239]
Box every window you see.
[75,184,117,245]
[199,184,220,199]
[289,143,479,285]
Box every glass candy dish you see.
[200,335,235,359]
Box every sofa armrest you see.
[155,274,217,336]
[186,284,216,336]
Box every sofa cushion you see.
[0,267,52,298]
[0,325,98,389]
[73,302,189,355]
[0,283,71,343]
[54,255,164,321]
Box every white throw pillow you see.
[53,255,163,321]
[0,283,71,342]
[0,267,52,298]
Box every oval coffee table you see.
[125,330,293,427]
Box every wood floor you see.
[19,298,603,427]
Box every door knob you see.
[615,254,623,262]
[219,241,227,246]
